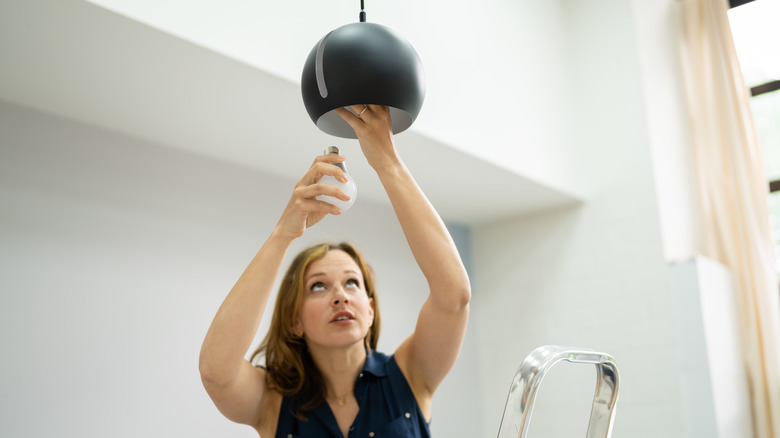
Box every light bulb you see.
[316,146,357,212]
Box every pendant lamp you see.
[301,0,426,138]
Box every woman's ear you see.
[292,320,304,338]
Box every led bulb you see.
[316,146,357,212]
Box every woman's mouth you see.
[330,311,355,323]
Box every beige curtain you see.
[679,0,780,436]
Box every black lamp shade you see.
[301,22,425,138]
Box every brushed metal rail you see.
[497,345,620,438]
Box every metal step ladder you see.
[496,345,620,438]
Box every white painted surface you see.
[631,0,703,262]
[85,0,578,195]
[670,257,754,438]
[473,0,693,436]
[0,0,581,227]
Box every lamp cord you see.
[359,0,366,22]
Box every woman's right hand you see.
[273,153,352,240]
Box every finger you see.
[305,211,330,229]
[290,188,344,215]
[305,198,343,216]
[307,161,348,183]
[299,159,347,185]
[300,182,352,202]
[366,105,391,123]
[335,107,363,131]
[312,153,346,165]
[351,104,369,117]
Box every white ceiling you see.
[0,0,581,225]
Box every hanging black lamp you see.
[301,0,426,138]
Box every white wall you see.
[472,0,691,436]
[670,257,754,438]
[473,205,682,437]
[471,0,755,436]
[86,0,581,199]
[0,100,479,437]
[631,0,704,261]
[404,0,577,195]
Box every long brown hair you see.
[250,242,381,419]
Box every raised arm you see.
[336,106,471,411]
[198,154,352,427]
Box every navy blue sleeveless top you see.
[275,350,431,438]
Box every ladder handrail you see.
[496,345,620,438]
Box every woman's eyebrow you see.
[305,270,361,282]
[304,272,327,282]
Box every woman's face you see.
[297,249,374,349]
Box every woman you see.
[199,105,471,437]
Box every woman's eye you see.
[346,279,360,288]
[310,282,326,292]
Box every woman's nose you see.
[332,287,349,305]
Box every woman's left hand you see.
[335,105,399,171]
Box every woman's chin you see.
[307,333,368,351]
